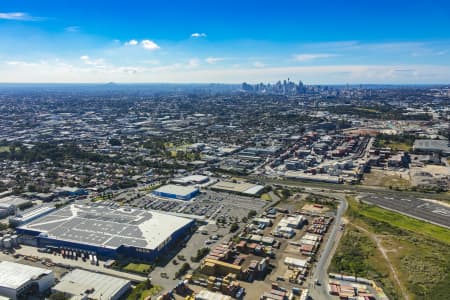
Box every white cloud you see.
[5,60,38,67]
[141,40,160,50]
[253,61,266,68]
[143,60,160,65]
[293,53,337,62]
[125,39,139,46]
[3,57,450,84]
[79,56,106,68]
[205,57,224,64]
[188,58,200,68]
[65,26,80,33]
[0,12,37,21]
[191,33,207,38]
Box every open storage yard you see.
[177,193,338,300]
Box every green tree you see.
[230,222,239,233]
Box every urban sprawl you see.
[0,81,449,300]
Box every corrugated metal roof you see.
[53,269,130,300]
[0,261,52,290]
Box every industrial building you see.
[9,206,56,227]
[0,196,31,219]
[284,171,343,184]
[52,269,131,300]
[195,290,232,300]
[210,181,264,196]
[17,204,195,261]
[153,184,200,200]
[171,175,210,186]
[0,261,55,300]
[413,139,450,156]
[277,215,305,229]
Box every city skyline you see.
[1,0,450,84]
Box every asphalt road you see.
[5,245,147,282]
[309,194,348,300]
[359,193,450,229]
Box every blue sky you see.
[1,0,450,83]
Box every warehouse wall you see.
[0,286,16,300]
[37,237,118,258]
[16,218,196,262]
[152,189,199,200]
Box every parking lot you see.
[124,189,271,223]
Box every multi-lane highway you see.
[359,193,450,228]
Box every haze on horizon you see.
[1,0,450,84]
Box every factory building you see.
[0,261,55,300]
[171,175,210,186]
[153,184,200,200]
[0,196,31,219]
[413,139,450,156]
[210,181,265,196]
[9,206,56,227]
[0,203,15,219]
[195,290,232,300]
[52,269,131,300]
[16,204,195,261]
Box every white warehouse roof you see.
[172,175,209,184]
[18,204,193,251]
[0,261,52,290]
[195,290,232,300]
[154,184,199,196]
[52,269,130,300]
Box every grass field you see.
[0,146,10,153]
[339,197,450,299]
[358,205,450,245]
[375,139,412,151]
[141,286,163,300]
[140,183,162,192]
[127,282,162,300]
[384,235,450,300]
[363,169,410,189]
[355,107,380,113]
[123,262,152,274]
[260,193,272,201]
[329,225,399,299]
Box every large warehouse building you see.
[413,139,450,156]
[153,184,200,200]
[171,175,210,186]
[52,269,131,300]
[210,181,265,196]
[17,204,195,261]
[0,261,55,300]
